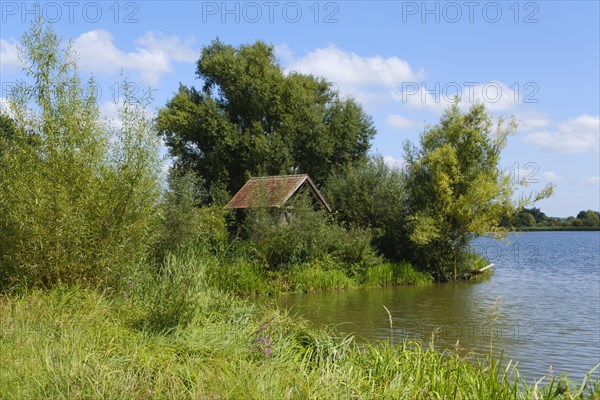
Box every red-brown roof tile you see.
[224,174,331,211]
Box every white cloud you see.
[73,30,198,86]
[100,100,123,130]
[383,155,404,169]
[286,44,424,103]
[0,97,10,114]
[274,43,294,63]
[515,112,552,131]
[282,46,524,115]
[584,176,600,185]
[136,32,198,63]
[385,114,417,131]
[391,85,450,113]
[458,81,520,113]
[288,45,423,87]
[0,38,20,71]
[524,115,600,154]
[392,80,522,114]
[557,115,599,136]
[542,171,561,181]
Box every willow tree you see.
[0,19,161,288]
[402,103,553,281]
[157,40,376,202]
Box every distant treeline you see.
[501,208,600,230]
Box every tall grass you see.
[206,254,272,295]
[141,251,208,332]
[2,282,598,399]
[363,261,434,286]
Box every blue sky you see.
[1,1,599,217]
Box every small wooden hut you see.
[224,174,331,212]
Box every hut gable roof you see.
[224,174,331,212]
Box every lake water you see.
[267,231,600,383]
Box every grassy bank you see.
[2,284,598,399]
[205,252,433,295]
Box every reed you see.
[2,282,597,399]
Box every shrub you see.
[0,21,161,289]
[154,171,230,263]
[391,261,434,285]
[363,264,394,286]
[243,194,379,274]
[325,156,408,261]
[458,249,491,276]
[401,103,552,281]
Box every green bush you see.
[154,171,231,263]
[325,156,408,261]
[391,261,434,285]
[458,250,491,276]
[243,194,379,275]
[0,21,161,289]
[401,103,552,281]
[363,264,394,286]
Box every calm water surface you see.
[267,231,600,382]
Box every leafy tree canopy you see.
[402,102,553,280]
[157,39,376,202]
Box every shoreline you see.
[510,227,600,232]
[2,287,598,398]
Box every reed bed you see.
[2,263,598,399]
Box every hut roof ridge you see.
[224,174,331,211]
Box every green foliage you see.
[325,155,407,260]
[205,254,271,295]
[142,251,207,333]
[363,261,433,287]
[157,39,376,199]
[154,171,230,262]
[461,250,490,271]
[0,20,161,289]
[527,207,550,224]
[292,265,356,292]
[0,114,18,158]
[154,172,206,261]
[2,287,598,399]
[576,210,599,227]
[291,257,357,292]
[502,207,599,230]
[243,194,379,275]
[402,102,553,281]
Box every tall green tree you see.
[0,20,161,288]
[402,103,553,280]
[157,40,376,201]
[577,210,600,227]
[325,156,407,260]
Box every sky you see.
[1,0,599,217]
